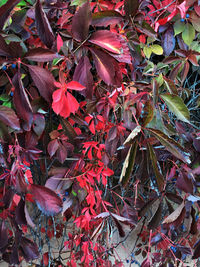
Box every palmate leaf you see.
[119,141,138,186]
[147,128,191,164]
[160,93,190,123]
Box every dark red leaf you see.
[35,0,55,48]
[32,114,45,137]
[12,72,33,131]
[73,56,94,99]
[162,27,175,56]
[124,0,139,18]
[176,171,194,194]
[71,1,92,42]
[0,0,20,30]
[24,48,60,62]
[0,35,10,57]
[3,188,14,209]
[90,48,121,86]
[0,221,8,250]
[15,198,26,225]
[91,10,123,27]
[48,139,59,157]
[28,65,56,103]
[30,184,63,216]
[20,237,39,262]
[112,217,125,237]
[148,202,163,230]
[141,258,151,267]
[0,106,20,130]
[192,239,200,259]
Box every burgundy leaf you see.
[124,0,139,18]
[12,72,33,131]
[62,197,73,215]
[71,1,92,42]
[30,184,63,216]
[73,56,94,99]
[20,237,39,262]
[0,35,10,57]
[192,239,200,259]
[0,221,8,250]
[176,171,194,194]
[141,258,151,267]
[112,217,125,237]
[90,48,121,86]
[15,198,26,225]
[91,10,123,27]
[35,0,55,48]
[28,65,56,103]
[32,114,45,137]
[24,204,35,228]
[148,202,163,230]
[162,27,175,56]
[24,48,60,62]
[3,188,14,209]
[48,139,59,157]
[0,0,20,30]
[0,106,20,130]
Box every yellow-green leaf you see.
[182,23,195,46]
[151,44,163,55]
[123,125,141,145]
[143,46,152,58]
[160,94,190,123]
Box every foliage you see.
[0,0,200,266]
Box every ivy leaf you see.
[147,128,191,164]
[160,94,190,123]
[119,141,138,186]
[182,23,195,46]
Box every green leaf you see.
[160,94,190,123]
[147,128,191,164]
[182,23,195,46]
[0,0,7,7]
[174,20,185,36]
[119,141,138,187]
[147,143,164,191]
[143,46,152,58]
[151,44,163,55]
[70,0,87,6]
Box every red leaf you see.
[89,30,122,54]
[28,65,56,103]
[15,198,27,225]
[155,9,178,32]
[71,1,92,42]
[30,184,63,216]
[0,0,20,30]
[73,56,94,99]
[57,34,63,52]
[35,0,55,48]
[20,237,39,262]
[141,258,151,267]
[91,10,123,27]
[12,72,33,131]
[24,48,60,62]
[66,81,85,91]
[0,106,20,130]
[192,239,200,259]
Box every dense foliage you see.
[0,0,200,266]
